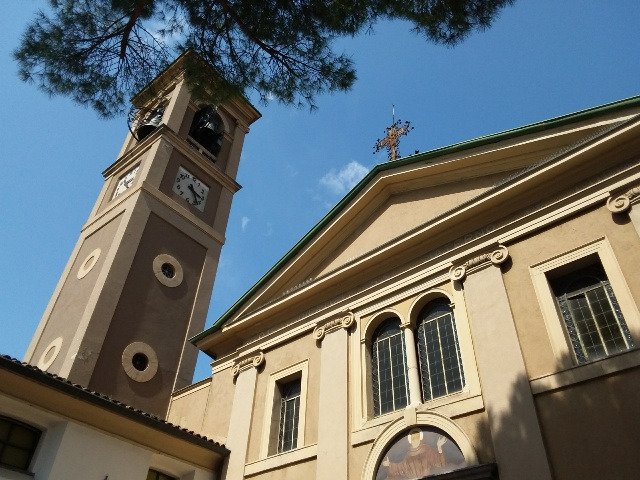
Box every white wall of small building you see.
[0,393,214,480]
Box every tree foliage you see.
[15,0,514,117]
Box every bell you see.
[136,107,164,140]
[189,107,223,157]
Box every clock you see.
[112,165,140,199]
[173,166,209,212]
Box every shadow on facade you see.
[472,350,640,480]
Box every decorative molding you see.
[37,337,63,371]
[449,245,509,282]
[121,341,158,382]
[313,310,355,343]
[606,184,640,213]
[152,253,184,287]
[77,248,101,279]
[361,411,479,480]
[234,154,639,328]
[232,350,265,378]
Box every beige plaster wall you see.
[245,457,316,480]
[201,367,235,442]
[245,334,321,464]
[30,213,123,374]
[349,443,373,480]
[167,380,211,433]
[168,367,237,444]
[535,366,640,480]
[88,212,207,416]
[503,204,640,379]
[451,411,495,465]
[317,172,509,277]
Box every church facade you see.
[3,55,640,480]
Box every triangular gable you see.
[192,96,640,347]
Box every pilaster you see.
[225,350,265,480]
[450,245,552,480]
[313,311,353,480]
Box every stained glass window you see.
[278,378,301,452]
[372,318,409,416]
[550,262,634,363]
[0,416,41,472]
[416,299,465,402]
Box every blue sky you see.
[1,1,639,381]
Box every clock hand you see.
[188,184,202,199]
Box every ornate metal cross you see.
[374,109,413,162]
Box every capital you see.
[449,244,509,283]
[232,350,265,378]
[313,310,356,344]
[607,185,640,214]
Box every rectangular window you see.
[277,379,301,453]
[0,416,41,472]
[530,239,640,369]
[260,361,308,458]
[549,261,634,363]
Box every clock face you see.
[173,166,209,212]
[112,165,140,199]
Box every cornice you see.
[197,159,640,355]
[312,310,355,343]
[104,126,241,194]
[606,184,640,213]
[194,115,640,350]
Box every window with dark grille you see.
[371,318,409,416]
[0,416,41,472]
[146,468,177,480]
[277,378,301,453]
[416,299,465,402]
[550,262,634,363]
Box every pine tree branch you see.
[120,0,151,59]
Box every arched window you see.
[188,106,224,157]
[416,299,465,402]
[550,262,633,363]
[371,318,409,416]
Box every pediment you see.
[312,170,510,278]
[241,120,626,311]
[193,99,640,352]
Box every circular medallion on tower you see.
[122,342,158,382]
[37,336,63,371]
[77,248,102,279]
[153,254,183,287]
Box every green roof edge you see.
[190,94,640,345]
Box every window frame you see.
[352,286,482,444]
[276,378,302,453]
[146,468,178,480]
[0,416,42,473]
[416,299,466,402]
[530,237,640,369]
[259,361,308,459]
[371,317,409,417]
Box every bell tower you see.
[24,53,260,416]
